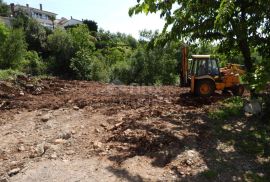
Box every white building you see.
[0,16,12,27]
[11,3,57,29]
[3,3,83,30]
[56,16,83,29]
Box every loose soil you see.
[0,78,265,181]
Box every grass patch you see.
[0,69,24,80]
[244,172,268,182]
[209,96,244,120]
[238,130,270,156]
[201,170,218,180]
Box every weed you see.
[244,172,268,182]
[209,97,244,120]
[0,69,24,80]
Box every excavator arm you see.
[180,46,189,87]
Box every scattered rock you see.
[54,139,66,144]
[185,159,193,166]
[8,168,20,177]
[18,145,25,152]
[50,153,57,159]
[244,99,262,114]
[25,84,34,89]
[93,141,103,149]
[58,131,72,140]
[35,143,46,156]
[41,114,51,122]
[100,123,108,129]
[19,91,24,96]
[66,150,75,155]
[110,122,124,130]
[0,177,9,182]
[124,129,132,135]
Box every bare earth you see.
[0,78,264,182]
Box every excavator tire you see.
[195,79,215,97]
[232,85,245,96]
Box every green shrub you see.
[22,51,46,75]
[70,49,108,82]
[201,170,218,180]
[67,24,95,51]
[111,61,131,84]
[0,69,24,80]
[47,29,74,75]
[0,29,27,69]
[0,22,10,43]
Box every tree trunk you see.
[239,39,253,72]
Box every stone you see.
[0,177,9,182]
[25,84,34,89]
[124,129,132,135]
[244,100,262,114]
[58,131,72,140]
[66,150,75,155]
[41,114,51,122]
[8,168,20,176]
[50,153,57,159]
[93,141,103,149]
[100,123,106,127]
[54,139,66,144]
[73,106,80,110]
[186,159,193,166]
[95,128,101,133]
[18,145,25,152]
[19,91,24,96]
[35,143,45,156]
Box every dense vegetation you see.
[0,0,269,89]
[0,1,185,85]
[130,0,270,93]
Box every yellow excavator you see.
[180,47,245,97]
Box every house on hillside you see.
[2,3,83,30]
[56,16,83,29]
[0,16,12,27]
[10,3,57,29]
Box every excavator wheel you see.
[195,79,215,97]
[232,85,245,96]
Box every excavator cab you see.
[189,55,220,96]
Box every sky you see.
[4,0,165,39]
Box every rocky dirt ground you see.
[0,77,267,182]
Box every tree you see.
[25,19,47,54]
[83,19,98,32]
[12,9,30,30]
[0,29,27,69]
[48,15,56,29]
[67,24,95,51]
[70,49,108,81]
[0,0,10,17]
[47,29,75,75]
[129,0,270,75]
